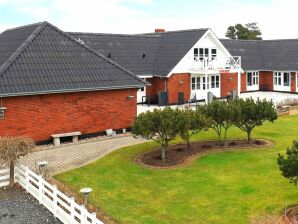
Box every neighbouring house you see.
[69,28,243,105]
[221,39,298,94]
[0,22,146,143]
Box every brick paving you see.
[21,135,146,175]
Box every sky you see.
[0,0,297,39]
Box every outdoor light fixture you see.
[0,107,6,119]
[37,161,48,177]
[80,187,92,207]
[128,95,134,100]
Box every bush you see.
[0,137,35,186]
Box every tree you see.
[177,106,210,150]
[225,22,262,40]
[132,107,179,163]
[234,98,277,143]
[277,141,298,185]
[0,137,35,186]
[199,100,237,145]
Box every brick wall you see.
[0,89,137,141]
[167,73,191,104]
[146,77,166,97]
[259,71,273,91]
[291,72,296,93]
[241,73,247,92]
[220,72,238,97]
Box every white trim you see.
[273,71,291,92]
[138,75,153,78]
[246,71,259,91]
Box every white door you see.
[191,74,220,100]
[137,78,146,103]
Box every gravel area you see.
[0,186,62,224]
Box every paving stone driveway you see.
[22,136,146,175]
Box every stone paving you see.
[21,135,146,175]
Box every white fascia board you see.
[138,75,153,78]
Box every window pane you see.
[196,77,200,89]
[204,48,209,55]
[284,73,290,86]
[247,72,252,86]
[191,77,196,90]
[194,48,198,55]
[211,49,217,54]
[211,76,215,88]
[202,77,206,90]
[216,75,220,88]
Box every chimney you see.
[155,28,165,33]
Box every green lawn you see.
[56,115,298,224]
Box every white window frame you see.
[246,71,259,91]
[274,71,291,91]
[194,48,217,61]
[210,75,220,89]
[191,76,201,90]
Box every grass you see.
[55,115,298,224]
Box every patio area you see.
[137,91,298,114]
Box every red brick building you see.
[0,22,145,143]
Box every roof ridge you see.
[0,22,47,77]
[68,32,160,38]
[3,21,47,33]
[46,23,146,85]
[144,28,209,35]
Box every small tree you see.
[277,141,298,185]
[132,107,179,163]
[0,137,35,186]
[234,98,277,143]
[177,107,210,150]
[198,100,237,145]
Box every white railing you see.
[9,164,105,224]
[189,56,241,71]
[0,166,10,187]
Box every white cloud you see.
[1,0,298,39]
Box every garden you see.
[55,98,298,224]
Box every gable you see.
[169,30,232,75]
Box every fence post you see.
[81,205,87,224]
[38,175,43,204]
[52,185,58,218]
[25,166,30,191]
[70,197,75,223]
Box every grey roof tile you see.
[0,22,145,97]
[68,29,208,77]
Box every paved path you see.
[22,136,146,175]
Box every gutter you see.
[0,85,146,98]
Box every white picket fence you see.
[0,166,10,187]
[1,164,104,224]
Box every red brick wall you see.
[220,72,238,97]
[146,77,166,97]
[0,89,137,141]
[259,71,273,91]
[291,72,296,93]
[167,73,191,104]
[241,73,247,92]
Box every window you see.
[191,76,201,90]
[202,77,206,90]
[247,72,252,86]
[211,49,217,60]
[211,75,220,88]
[0,107,6,120]
[199,48,204,60]
[247,72,259,86]
[284,72,290,86]
[194,48,198,60]
[196,77,200,90]
[274,72,282,85]
[191,77,196,90]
